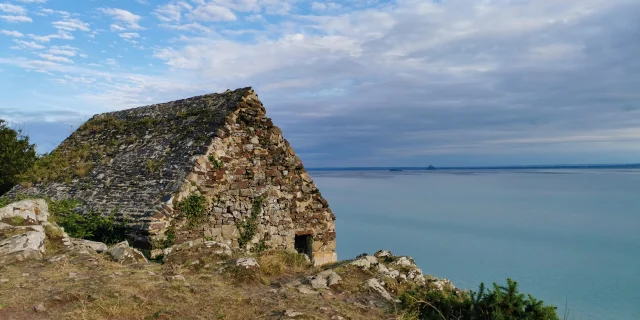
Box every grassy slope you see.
[0,248,402,320]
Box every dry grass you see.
[0,249,399,320]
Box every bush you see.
[0,120,37,195]
[237,195,265,248]
[399,278,559,320]
[48,199,128,244]
[176,193,207,226]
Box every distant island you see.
[308,163,640,172]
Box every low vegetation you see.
[399,278,559,320]
[176,193,207,227]
[0,195,127,245]
[237,195,266,248]
[0,120,37,195]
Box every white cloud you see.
[162,22,211,33]
[38,53,74,64]
[1,15,32,23]
[11,39,45,49]
[49,45,79,57]
[0,29,24,37]
[99,8,144,30]
[29,31,74,42]
[0,3,26,15]
[52,18,90,31]
[110,24,126,31]
[119,32,139,39]
[153,2,186,22]
[188,3,236,21]
[38,8,70,17]
[17,0,47,3]
[311,2,341,11]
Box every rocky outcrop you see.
[0,199,150,266]
[0,199,50,224]
[106,241,148,265]
[0,199,54,265]
[0,224,46,265]
[282,249,458,304]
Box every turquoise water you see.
[311,169,640,320]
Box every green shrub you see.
[164,226,176,248]
[176,193,207,226]
[0,120,37,195]
[48,199,128,244]
[208,155,224,169]
[399,278,558,320]
[237,195,265,249]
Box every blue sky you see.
[0,0,639,167]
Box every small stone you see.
[0,278,9,283]
[168,275,186,281]
[68,272,78,278]
[284,310,304,318]
[374,250,392,258]
[235,257,259,269]
[34,303,46,312]
[297,285,318,295]
[113,272,123,276]
[22,273,30,277]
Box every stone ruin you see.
[7,87,337,265]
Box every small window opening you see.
[294,234,313,261]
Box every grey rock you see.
[374,250,392,258]
[107,241,148,265]
[366,278,392,300]
[0,199,49,224]
[0,225,45,265]
[204,241,232,255]
[394,256,417,268]
[284,310,304,318]
[70,238,108,253]
[168,275,186,281]
[235,257,259,269]
[350,255,379,269]
[34,303,47,312]
[297,285,318,295]
[327,272,342,287]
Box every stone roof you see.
[12,87,259,223]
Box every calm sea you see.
[310,169,640,320]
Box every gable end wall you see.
[147,92,337,265]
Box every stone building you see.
[9,87,337,265]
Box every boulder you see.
[365,278,392,300]
[0,224,46,265]
[204,241,232,255]
[374,250,392,258]
[307,270,342,289]
[394,256,417,268]
[235,257,259,269]
[350,255,379,269]
[70,238,108,253]
[0,199,49,224]
[107,241,148,265]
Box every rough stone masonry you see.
[8,87,337,265]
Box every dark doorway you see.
[294,234,313,261]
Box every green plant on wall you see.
[176,193,207,226]
[164,226,176,248]
[237,195,266,249]
[208,154,224,169]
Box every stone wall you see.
[152,92,337,265]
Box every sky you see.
[0,0,639,167]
